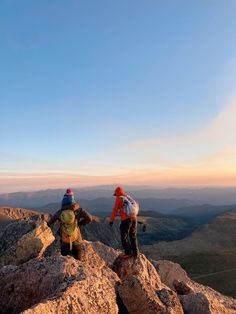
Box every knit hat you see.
[61,194,76,208]
[66,188,73,195]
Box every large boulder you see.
[180,291,236,314]
[152,259,190,290]
[90,241,121,267]
[153,259,236,314]
[0,221,55,266]
[0,207,46,231]
[0,219,36,254]
[0,242,119,314]
[113,254,183,314]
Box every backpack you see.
[121,195,139,217]
[59,209,78,250]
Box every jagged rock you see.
[0,221,55,266]
[173,280,194,295]
[173,279,194,295]
[179,284,236,314]
[43,220,61,257]
[113,254,183,314]
[153,259,236,314]
[180,292,236,314]
[0,206,45,223]
[90,241,121,267]
[0,219,36,254]
[0,242,119,314]
[152,259,190,290]
[43,233,122,268]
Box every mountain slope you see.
[171,204,236,223]
[142,211,236,297]
[143,211,236,256]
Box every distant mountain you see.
[33,197,198,215]
[1,186,236,209]
[139,210,164,218]
[171,204,236,224]
[0,189,65,208]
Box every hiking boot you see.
[132,252,140,258]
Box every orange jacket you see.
[110,187,131,222]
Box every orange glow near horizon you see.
[1,166,236,193]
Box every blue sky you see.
[0,1,236,191]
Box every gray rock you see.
[0,221,55,266]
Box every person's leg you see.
[76,227,83,242]
[71,228,83,260]
[129,218,139,256]
[61,243,70,256]
[72,242,83,260]
[120,219,132,255]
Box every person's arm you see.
[77,208,92,226]
[110,197,122,223]
[47,210,61,227]
[137,220,147,232]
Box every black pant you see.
[61,242,82,260]
[120,218,138,255]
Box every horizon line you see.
[1,184,236,195]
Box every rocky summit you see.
[0,211,235,313]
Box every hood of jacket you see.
[113,186,126,197]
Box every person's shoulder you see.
[117,195,125,201]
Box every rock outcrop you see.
[0,219,36,254]
[0,210,235,314]
[0,206,49,232]
[0,206,45,221]
[0,242,119,314]
[152,260,189,290]
[153,259,236,314]
[0,220,55,266]
[114,254,183,314]
[90,240,121,267]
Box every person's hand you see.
[109,221,113,227]
[41,214,49,223]
[142,224,147,232]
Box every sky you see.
[0,0,236,192]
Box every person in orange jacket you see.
[109,186,139,257]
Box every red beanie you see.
[66,188,73,195]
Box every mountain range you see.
[1,186,236,209]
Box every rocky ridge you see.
[0,210,235,313]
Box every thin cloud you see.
[111,95,236,169]
[1,96,236,191]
